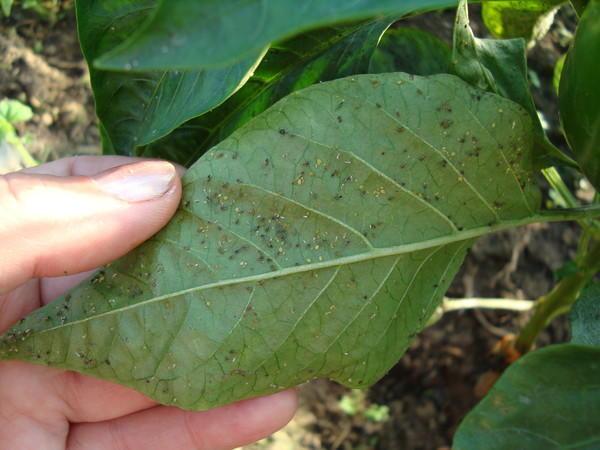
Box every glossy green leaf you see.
[570,282,600,346]
[0,73,542,410]
[368,27,452,75]
[454,344,600,450]
[75,0,264,156]
[142,19,393,165]
[452,0,571,166]
[95,0,459,71]
[559,0,600,189]
[481,0,561,40]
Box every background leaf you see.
[1,0,12,16]
[452,0,571,167]
[0,99,34,124]
[570,281,600,346]
[142,19,393,165]
[559,0,600,189]
[368,27,452,75]
[454,344,600,450]
[481,0,562,40]
[95,0,458,71]
[75,0,264,156]
[553,53,566,94]
[0,73,541,410]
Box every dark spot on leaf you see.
[440,119,453,129]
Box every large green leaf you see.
[75,0,263,156]
[452,0,572,167]
[368,27,452,75]
[0,73,542,410]
[570,282,600,346]
[481,0,562,41]
[142,19,393,166]
[454,344,600,449]
[95,0,458,71]
[559,0,600,189]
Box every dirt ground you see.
[0,5,585,450]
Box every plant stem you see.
[427,297,534,327]
[542,166,599,233]
[442,297,534,312]
[515,238,600,354]
[542,166,579,208]
[570,0,589,17]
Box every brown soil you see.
[0,5,583,450]
[0,9,98,167]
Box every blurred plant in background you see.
[1,0,73,22]
[0,98,36,172]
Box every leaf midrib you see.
[31,214,549,335]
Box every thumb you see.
[0,160,182,294]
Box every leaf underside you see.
[0,73,540,411]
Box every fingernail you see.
[94,161,177,202]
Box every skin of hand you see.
[0,156,297,450]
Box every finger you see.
[31,156,183,304]
[0,159,182,294]
[67,390,298,450]
[0,407,67,450]
[21,155,186,178]
[0,280,39,333]
[40,271,95,305]
[0,361,155,424]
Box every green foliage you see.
[570,282,600,345]
[339,390,390,422]
[94,0,457,71]
[75,0,264,157]
[0,73,545,410]
[456,257,600,449]
[0,99,36,167]
[481,0,562,40]
[2,0,72,20]
[454,344,600,449]
[369,27,452,75]
[553,53,566,94]
[143,19,393,165]
[1,0,12,16]
[559,0,600,189]
[452,0,569,167]
[0,99,33,125]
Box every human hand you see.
[0,156,297,450]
